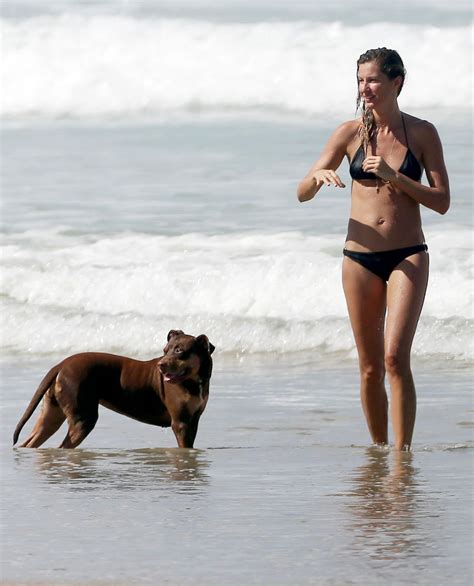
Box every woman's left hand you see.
[362,156,396,181]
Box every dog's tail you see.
[13,362,62,445]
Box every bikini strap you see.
[401,113,410,148]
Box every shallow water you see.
[1,357,473,585]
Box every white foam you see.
[1,16,471,119]
[1,230,472,361]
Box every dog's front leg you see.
[171,416,199,448]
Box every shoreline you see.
[2,354,472,453]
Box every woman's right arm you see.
[297,121,355,203]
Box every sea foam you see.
[1,229,472,361]
[1,16,471,119]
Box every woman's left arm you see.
[364,122,451,215]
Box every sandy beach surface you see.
[1,356,473,585]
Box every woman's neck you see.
[372,105,402,132]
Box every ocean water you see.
[1,1,473,585]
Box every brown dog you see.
[13,330,215,449]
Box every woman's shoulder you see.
[330,119,361,144]
[337,118,361,134]
[403,112,439,136]
[403,112,443,156]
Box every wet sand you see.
[1,356,473,585]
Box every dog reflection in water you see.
[16,448,210,492]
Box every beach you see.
[1,0,473,584]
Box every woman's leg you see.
[385,251,429,450]
[342,257,388,444]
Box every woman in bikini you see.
[297,48,450,450]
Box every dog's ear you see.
[167,329,184,341]
[196,334,215,355]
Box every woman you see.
[297,48,450,450]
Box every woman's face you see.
[357,61,401,110]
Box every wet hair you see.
[356,48,406,151]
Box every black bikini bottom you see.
[343,244,428,282]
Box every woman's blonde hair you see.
[356,48,406,151]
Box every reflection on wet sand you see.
[345,447,432,559]
[14,448,210,493]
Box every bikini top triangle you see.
[349,114,422,182]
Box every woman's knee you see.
[385,352,410,378]
[360,363,385,385]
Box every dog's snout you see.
[159,358,181,374]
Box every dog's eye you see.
[175,347,191,359]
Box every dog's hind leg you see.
[19,393,66,447]
[54,378,99,448]
[59,415,98,448]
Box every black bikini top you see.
[349,114,422,182]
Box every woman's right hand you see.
[297,168,346,202]
[297,120,353,202]
[312,169,345,188]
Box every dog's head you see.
[159,329,215,384]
